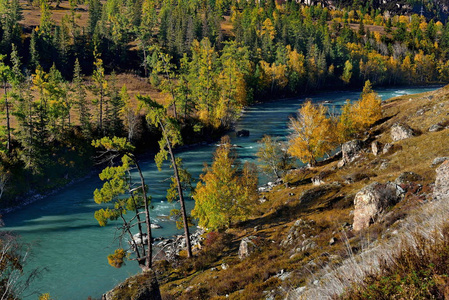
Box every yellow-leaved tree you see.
[337,80,383,143]
[288,101,335,166]
[352,80,382,130]
[192,136,258,231]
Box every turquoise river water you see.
[1,85,441,299]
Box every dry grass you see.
[19,0,90,29]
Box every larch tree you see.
[256,135,293,179]
[92,137,154,271]
[352,80,382,130]
[288,101,335,166]
[192,136,258,231]
[138,95,193,258]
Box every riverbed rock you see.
[102,270,162,300]
[341,139,364,164]
[239,236,258,259]
[353,182,405,231]
[151,223,162,229]
[434,160,449,201]
[237,129,250,137]
[391,123,415,141]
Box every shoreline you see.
[0,84,443,218]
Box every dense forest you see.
[0,0,448,206]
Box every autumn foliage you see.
[192,136,258,231]
[288,101,335,166]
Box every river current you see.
[1,86,440,299]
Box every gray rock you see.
[238,236,257,259]
[379,160,390,170]
[102,270,162,300]
[151,223,162,229]
[382,143,393,154]
[311,176,324,186]
[391,123,414,141]
[434,160,449,201]
[341,139,364,164]
[353,182,405,231]
[432,157,449,167]
[429,123,444,132]
[371,141,380,156]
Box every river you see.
[1,85,441,299]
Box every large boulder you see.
[434,160,449,201]
[238,236,258,259]
[391,123,415,141]
[102,270,162,300]
[341,140,364,164]
[353,182,404,231]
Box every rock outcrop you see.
[391,123,415,141]
[353,182,404,231]
[238,236,258,259]
[340,139,363,166]
[434,160,449,201]
[102,270,162,300]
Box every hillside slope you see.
[146,85,449,299]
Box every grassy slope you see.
[155,85,449,299]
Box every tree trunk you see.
[163,130,192,258]
[135,160,153,269]
[4,82,11,155]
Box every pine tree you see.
[138,95,193,257]
[92,137,153,271]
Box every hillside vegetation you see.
[147,85,449,299]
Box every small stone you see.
[221,263,229,270]
[371,141,380,156]
[382,143,393,154]
[151,223,162,229]
[429,123,444,132]
[329,237,336,245]
[431,157,449,167]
